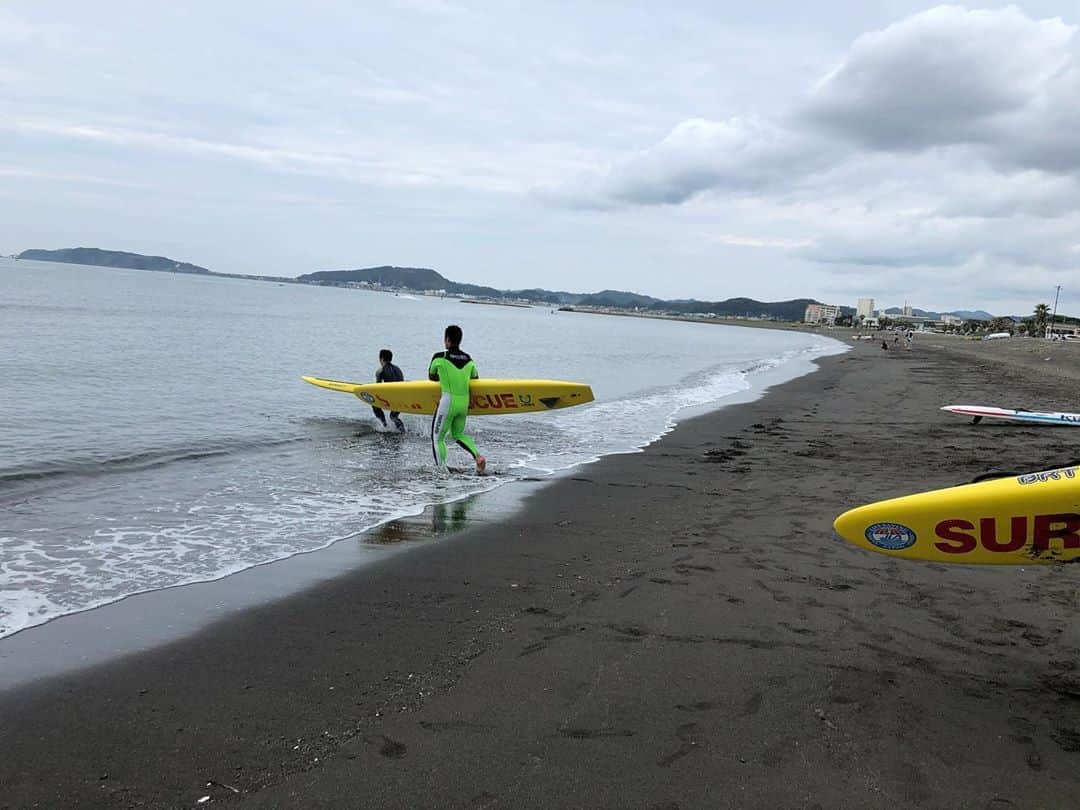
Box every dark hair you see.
[379,349,393,362]
[444,324,463,347]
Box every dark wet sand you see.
[4,340,1080,809]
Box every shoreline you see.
[0,478,545,691]
[0,338,843,686]
[557,304,830,333]
[5,341,1080,807]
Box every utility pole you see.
[1049,285,1062,339]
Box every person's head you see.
[378,348,393,365]
[444,324,463,349]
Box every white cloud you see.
[0,164,157,190]
[804,6,1075,151]
[536,117,834,207]
[544,6,1080,208]
[0,8,34,42]
[932,170,1080,219]
[3,115,604,194]
[552,47,626,70]
[394,0,461,14]
[705,233,814,249]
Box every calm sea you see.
[0,258,844,638]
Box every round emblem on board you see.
[864,522,916,550]
[359,392,376,404]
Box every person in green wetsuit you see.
[428,324,486,473]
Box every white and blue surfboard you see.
[942,405,1080,426]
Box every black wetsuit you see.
[373,362,405,431]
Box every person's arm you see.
[428,354,440,382]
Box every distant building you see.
[941,313,964,326]
[857,298,874,320]
[805,303,840,325]
[891,313,931,328]
[903,301,913,317]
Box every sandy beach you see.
[4,335,1080,809]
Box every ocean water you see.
[0,258,844,638]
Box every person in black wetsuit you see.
[373,348,405,432]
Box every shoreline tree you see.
[1034,303,1050,338]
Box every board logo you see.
[359,392,376,404]
[865,522,917,550]
[469,393,519,410]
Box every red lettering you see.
[934,519,977,554]
[485,394,503,409]
[1033,514,1080,551]
[501,393,517,408]
[980,516,1027,553]
[934,514,1080,556]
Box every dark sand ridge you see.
[4,338,1080,808]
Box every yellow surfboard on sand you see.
[302,376,594,416]
[833,466,1080,564]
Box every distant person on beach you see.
[905,330,914,349]
[373,349,405,432]
[429,325,486,474]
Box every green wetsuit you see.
[429,348,480,466]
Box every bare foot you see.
[475,456,487,474]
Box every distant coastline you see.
[17,247,213,275]
[12,246,1004,324]
[460,298,532,309]
[11,247,830,323]
[13,247,304,286]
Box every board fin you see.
[971,415,983,425]
[540,397,560,409]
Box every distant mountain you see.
[300,265,446,289]
[17,247,211,274]
[298,265,510,300]
[502,288,580,305]
[299,266,823,320]
[576,289,663,308]
[298,266,584,305]
[670,296,834,322]
[882,306,994,321]
[949,310,995,321]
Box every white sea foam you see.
[0,588,63,638]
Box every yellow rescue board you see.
[302,376,594,416]
[833,466,1080,564]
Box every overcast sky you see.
[3,1,1079,313]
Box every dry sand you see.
[922,332,1080,384]
[3,336,1080,808]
